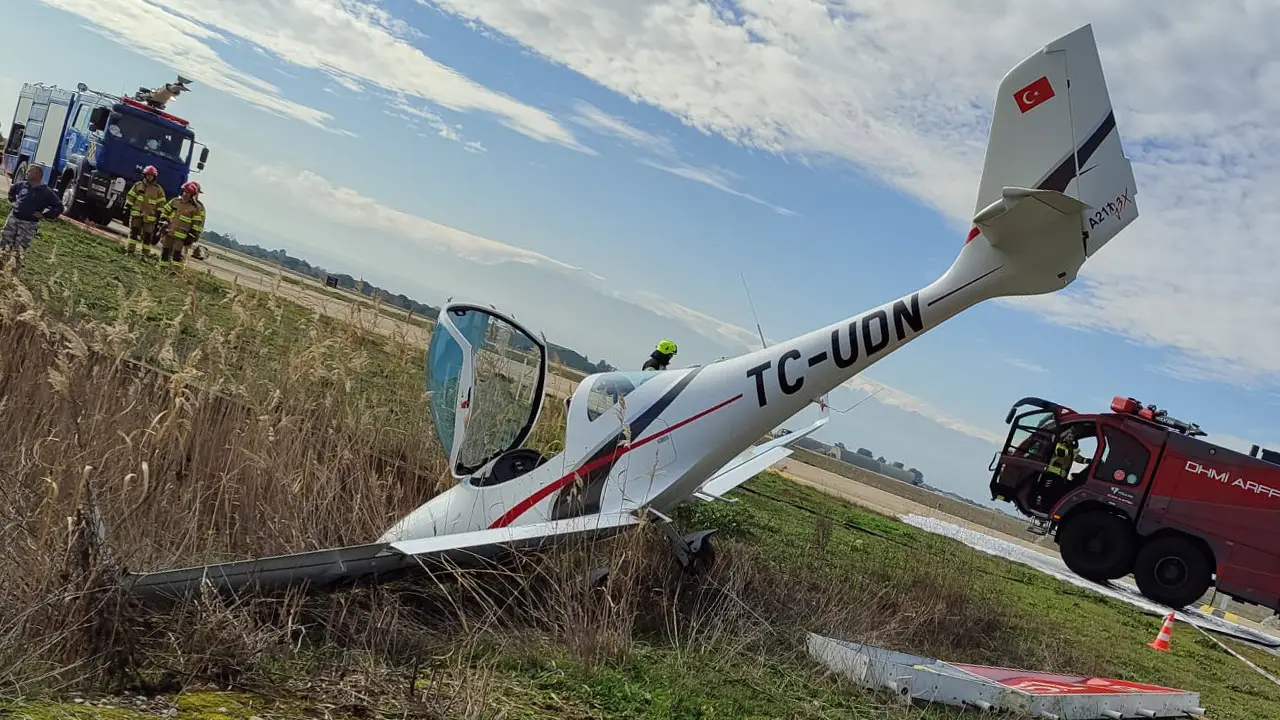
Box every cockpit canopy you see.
[581,371,660,422]
[426,302,680,486]
[426,303,548,478]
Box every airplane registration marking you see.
[1088,186,1131,230]
[747,293,923,408]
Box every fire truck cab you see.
[990,396,1280,612]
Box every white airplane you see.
[124,23,1140,601]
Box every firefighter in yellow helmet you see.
[157,180,205,269]
[1046,429,1087,478]
[642,339,678,371]
[124,165,166,256]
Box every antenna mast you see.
[740,272,768,349]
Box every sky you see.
[5,0,1279,511]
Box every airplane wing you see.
[387,512,640,556]
[123,511,641,603]
[695,445,794,501]
[693,416,829,502]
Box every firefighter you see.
[157,181,205,269]
[1046,431,1087,478]
[1030,429,1089,512]
[642,339,678,371]
[124,165,166,256]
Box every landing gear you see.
[582,512,719,589]
[680,529,718,576]
[647,508,719,575]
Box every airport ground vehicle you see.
[990,395,1280,611]
[2,77,208,223]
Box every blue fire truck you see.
[2,78,209,224]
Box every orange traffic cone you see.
[1148,612,1175,652]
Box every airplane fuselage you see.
[377,271,992,545]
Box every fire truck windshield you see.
[106,112,192,164]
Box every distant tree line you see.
[201,231,616,375]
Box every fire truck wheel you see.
[1057,509,1135,582]
[1133,535,1213,609]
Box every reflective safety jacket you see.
[161,196,206,243]
[1047,441,1084,478]
[126,180,167,222]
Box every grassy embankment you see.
[208,247,592,384]
[1,206,1278,719]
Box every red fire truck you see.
[989,396,1280,611]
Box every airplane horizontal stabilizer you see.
[972,186,1088,250]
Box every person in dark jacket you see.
[642,339,678,371]
[2,165,64,269]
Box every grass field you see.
[2,207,1278,719]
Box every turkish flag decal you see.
[1014,76,1055,114]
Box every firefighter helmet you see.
[142,165,158,177]
[182,180,201,195]
[656,339,677,355]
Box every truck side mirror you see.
[89,107,109,132]
[197,146,209,171]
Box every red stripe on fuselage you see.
[966,226,981,244]
[488,393,744,529]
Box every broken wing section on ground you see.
[123,511,642,602]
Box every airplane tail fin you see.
[939,24,1139,301]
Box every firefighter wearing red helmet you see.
[157,180,206,268]
[124,165,167,256]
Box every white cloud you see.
[628,289,766,352]
[571,101,796,215]
[638,159,798,216]
[1003,357,1049,374]
[237,160,999,444]
[37,0,590,152]
[250,161,768,329]
[571,101,674,156]
[38,0,335,130]
[250,163,584,272]
[422,0,1280,388]
[841,377,1005,446]
[391,97,487,153]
